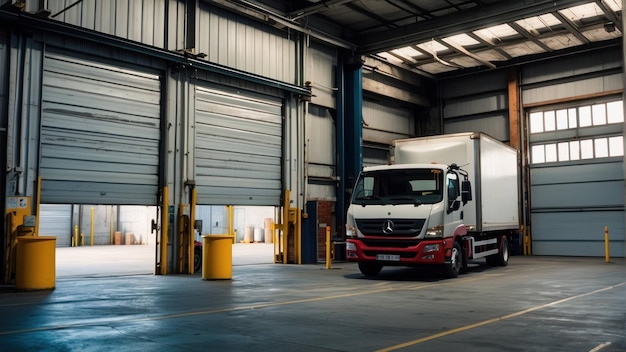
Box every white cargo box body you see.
[393,132,519,232]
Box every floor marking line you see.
[0,275,489,336]
[589,342,612,352]
[375,281,626,352]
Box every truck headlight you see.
[346,226,357,238]
[425,225,443,239]
[346,242,357,251]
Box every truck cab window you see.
[446,172,461,211]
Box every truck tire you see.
[444,241,463,278]
[358,262,383,277]
[486,236,509,267]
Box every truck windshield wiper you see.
[355,195,381,207]
[388,196,422,207]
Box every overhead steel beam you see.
[0,9,312,96]
[356,0,592,54]
[288,0,357,20]
[208,0,356,50]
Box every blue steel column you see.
[337,55,363,241]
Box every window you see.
[531,137,623,164]
[529,100,623,133]
[529,100,624,164]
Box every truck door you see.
[444,172,464,237]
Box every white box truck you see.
[345,132,519,278]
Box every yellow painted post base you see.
[16,236,56,290]
[202,235,233,280]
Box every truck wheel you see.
[358,262,383,277]
[486,236,509,267]
[194,247,202,273]
[444,241,463,278]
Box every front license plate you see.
[376,254,400,261]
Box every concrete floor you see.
[0,250,625,352]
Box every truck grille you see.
[356,219,425,237]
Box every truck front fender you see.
[443,224,468,256]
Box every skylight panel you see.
[515,14,561,35]
[393,46,425,59]
[559,3,604,24]
[416,40,449,54]
[442,33,479,47]
[602,0,622,12]
[474,24,519,43]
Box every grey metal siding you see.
[195,84,283,205]
[440,69,509,140]
[362,99,415,145]
[197,3,296,84]
[44,0,169,49]
[521,47,622,104]
[38,204,72,246]
[40,51,162,204]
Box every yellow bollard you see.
[604,226,610,263]
[202,234,233,280]
[326,226,331,270]
[16,236,56,290]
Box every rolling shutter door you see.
[195,85,283,205]
[41,52,161,205]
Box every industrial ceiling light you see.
[604,22,615,33]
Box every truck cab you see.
[346,163,472,277]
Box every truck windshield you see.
[352,168,443,206]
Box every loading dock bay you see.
[0,255,624,351]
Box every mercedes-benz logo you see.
[382,219,394,234]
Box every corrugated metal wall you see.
[40,50,162,204]
[440,69,510,141]
[361,97,415,166]
[306,103,335,200]
[43,0,172,49]
[41,1,298,84]
[38,204,72,245]
[362,98,415,144]
[196,2,296,84]
[307,42,337,109]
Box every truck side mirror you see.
[462,180,472,204]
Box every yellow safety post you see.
[80,233,84,246]
[35,176,41,236]
[90,207,94,246]
[296,208,302,264]
[604,226,610,263]
[282,190,290,264]
[274,207,280,263]
[160,186,169,275]
[326,226,331,269]
[226,205,234,243]
[189,188,197,274]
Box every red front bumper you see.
[346,238,447,265]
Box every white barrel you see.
[254,227,264,242]
[244,225,254,243]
